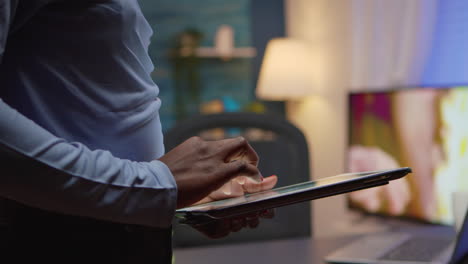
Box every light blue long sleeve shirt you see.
[0,0,177,228]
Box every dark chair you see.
[164,112,312,247]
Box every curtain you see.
[349,0,438,91]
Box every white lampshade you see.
[256,38,315,100]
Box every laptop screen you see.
[347,87,468,225]
[451,210,468,263]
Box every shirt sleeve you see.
[0,0,177,228]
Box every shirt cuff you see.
[148,160,178,226]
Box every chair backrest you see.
[164,112,312,247]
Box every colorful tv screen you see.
[347,87,468,224]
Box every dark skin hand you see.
[159,136,269,208]
[191,209,276,239]
[158,136,278,238]
[190,173,278,239]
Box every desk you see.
[173,221,455,264]
[174,235,357,264]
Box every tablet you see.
[175,167,412,224]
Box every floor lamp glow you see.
[256,38,315,101]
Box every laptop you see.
[325,207,468,264]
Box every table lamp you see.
[256,38,315,100]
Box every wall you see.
[139,0,254,129]
[140,0,287,130]
[285,0,352,237]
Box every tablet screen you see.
[177,170,387,213]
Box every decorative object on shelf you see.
[214,25,235,59]
[243,101,267,114]
[180,25,256,61]
[256,38,315,101]
[199,96,241,114]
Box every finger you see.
[197,179,245,204]
[241,211,261,227]
[259,175,278,191]
[230,217,246,232]
[213,137,249,158]
[222,160,261,182]
[211,179,244,200]
[193,196,213,205]
[192,219,231,239]
[242,175,278,193]
[215,137,259,166]
[246,216,260,228]
[260,209,275,219]
[235,141,260,167]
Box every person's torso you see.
[0,0,165,161]
[0,2,172,262]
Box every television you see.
[347,86,468,225]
